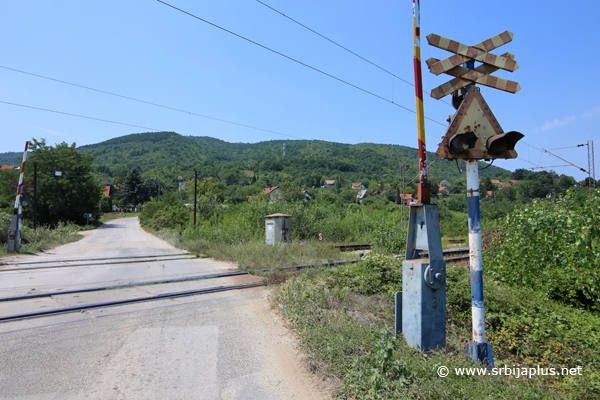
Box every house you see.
[302,189,313,201]
[1,165,17,170]
[486,191,494,198]
[398,193,415,206]
[510,180,518,184]
[491,179,501,184]
[498,182,511,189]
[356,189,368,201]
[103,184,118,197]
[263,186,280,196]
[323,180,335,189]
[351,183,365,190]
[438,185,450,196]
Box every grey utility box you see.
[265,213,291,245]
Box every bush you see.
[485,189,600,310]
[327,254,402,297]
[371,222,407,255]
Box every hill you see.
[76,131,511,184]
[0,152,26,166]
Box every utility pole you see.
[400,164,409,230]
[194,170,197,227]
[33,162,37,230]
[588,140,596,198]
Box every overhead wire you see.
[0,65,305,141]
[255,0,454,108]
[156,0,448,127]
[0,100,164,132]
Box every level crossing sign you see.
[425,31,520,99]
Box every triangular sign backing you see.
[435,87,515,160]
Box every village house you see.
[438,185,450,197]
[103,183,119,198]
[356,189,368,201]
[398,193,416,206]
[323,180,335,189]
[263,186,280,196]
[351,183,365,190]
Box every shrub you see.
[485,189,600,310]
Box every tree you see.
[120,167,150,207]
[27,139,103,225]
[481,177,494,192]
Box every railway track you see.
[335,243,470,262]
[1,249,470,323]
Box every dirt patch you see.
[245,287,336,399]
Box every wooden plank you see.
[428,53,520,99]
[472,31,514,52]
[426,33,519,74]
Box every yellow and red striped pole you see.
[413,0,430,204]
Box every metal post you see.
[7,141,29,253]
[588,140,596,198]
[33,162,37,230]
[413,0,430,204]
[194,170,197,227]
[401,165,406,230]
[465,160,493,366]
[395,291,402,335]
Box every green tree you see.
[27,139,103,225]
[120,167,149,207]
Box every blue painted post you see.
[395,291,402,335]
[465,160,494,366]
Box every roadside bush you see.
[0,212,10,244]
[485,189,600,310]
[327,254,402,297]
[139,192,190,231]
[371,222,406,255]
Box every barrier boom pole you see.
[413,0,430,204]
[7,141,29,253]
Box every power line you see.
[0,100,164,131]
[0,65,305,140]
[518,156,539,167]
[255,0,454,108]
[545,144,586,151]
[157,0,447,127]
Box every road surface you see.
[0,218,330,399]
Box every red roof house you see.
[263,186,280,196]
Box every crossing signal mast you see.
[426,30,524,367]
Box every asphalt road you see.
[0,218,329,399]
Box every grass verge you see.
[0,222,83,257]
[149,227,359,270]
[271,254,600,399]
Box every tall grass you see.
[0,215,82,257]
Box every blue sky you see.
[1,0,598,182]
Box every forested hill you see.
[76,131,511,182]
[0,151,27,165]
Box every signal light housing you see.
[486,131,524,156]
[435,87,523,160]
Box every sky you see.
[1,0,598,182]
